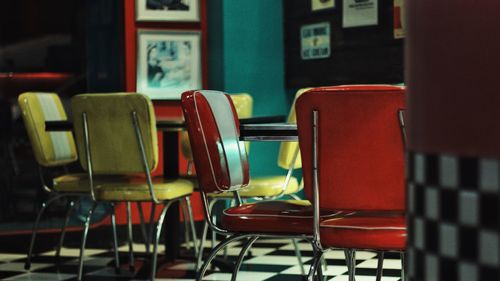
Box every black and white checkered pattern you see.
[0,238,403,280]
[407,152,500,281]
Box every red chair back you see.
[296,85,406,212]
[181,90,250,193]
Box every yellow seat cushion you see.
[209,175,299,198]
[96,177,195,201]
[53,173,127,193]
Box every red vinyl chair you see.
[295,85,407,281]
[181,90,345,281]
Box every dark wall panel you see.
[284,0,403,87]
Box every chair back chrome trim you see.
[132,111,159,204]
[398,109,407,147]
[82,112,96,201]
[79,108,160,203]
[312,110,322,249]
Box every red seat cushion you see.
[221,200,341,235]
[320,215,406,251]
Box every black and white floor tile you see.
[0,238,403,280]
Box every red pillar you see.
[407,1,500,280]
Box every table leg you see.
[163,131,180,262]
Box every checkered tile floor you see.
[0,238,403,280]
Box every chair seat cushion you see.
[320,214,406,251]
[53,173,126,193]
[221,200,340,234]
[96,177,194,201]
[209,175,299,198]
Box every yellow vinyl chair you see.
[18,92,125,272]
[71,93,195,281]
[180,91,308,271]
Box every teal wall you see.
[208,0,291,177]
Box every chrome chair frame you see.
[76,110,193,281]
[24,183,91,270]
[195,186,318,281]
[21,94,151,274]
[25,173,152,272]
[305,109,407,281]
[194,148,307,274]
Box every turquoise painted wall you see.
[209,0,292,177]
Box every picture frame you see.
[136,0,199,22]
[136,29,202,100]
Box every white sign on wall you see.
[311,0,335,11]
[342,0,378,28]
[300,22,331,60]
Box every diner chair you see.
[179,93,254,257]
[181,90,346,281]
[294,85,407,281]
[180,92,307,271]
[17,92,126,272]
[71,93,195,281]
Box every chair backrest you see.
[180,93,253,161]
[277,88,311,169]
[181,90,249,193]
[18,92,77,167]
[296,85,406,212]
[71,93,158,174]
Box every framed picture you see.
[136,0,199,22]
[137,29,202,100]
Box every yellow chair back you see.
[72,93,158,174]
[18,92,77,167]
[277,88,312,169]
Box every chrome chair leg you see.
[148,205,156,251]
[110,203,121,274]
[307,248,324,281]
[195,220,209,271]
[345,249,356,281]
[317,259,325,281]
[151,201,173,281]
[376,251,384,281]
[126,202,135,272]
[136,202,150,254]
[197,234,250,281]
[25,194,64,270]
[223,199,236,260]
[185,197,198,255]
[292,238,306,275]
[55,199,78,265]
[211,217,217,250]
[231,236,258,281]
[77,201,98,281]
[401,252,406,281]
[196,199,217,270]
[209,199,221,256]
[181,201,191,251]
[320,255,328,273]
[222,234,229,259]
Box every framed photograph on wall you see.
[136,0,199,22]
[137,29,202,100]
